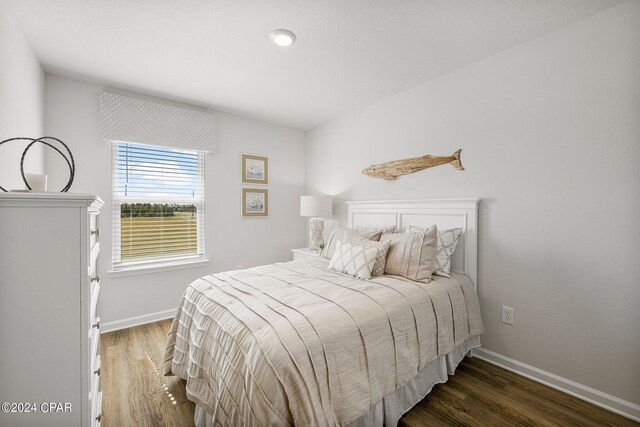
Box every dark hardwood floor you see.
[101,320,637,426]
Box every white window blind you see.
[112,141,205,269]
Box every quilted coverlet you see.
[163,258,483,426]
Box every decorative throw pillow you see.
[380,225,438,282]
[321,224,383,259]
[328,240,379,280]
[356,224,396,234]
[405,225,463,278]
[343,229,391,276]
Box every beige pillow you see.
[321,224,383,259]
[380,225,438,282]
[343,229,391,276]
[328,240,379,280]
[405,225,463,278]
[356,225,396,234]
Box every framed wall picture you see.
[241,153,269,185]
[241,188,269,217]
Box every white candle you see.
[26,173,48,192]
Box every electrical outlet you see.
[501,306,515,325]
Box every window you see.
[112,141,205,270]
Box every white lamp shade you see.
[300,196,332,217]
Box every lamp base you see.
[309,217,324,252]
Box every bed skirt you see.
[193,336,481,427]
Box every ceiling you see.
[10,0,625,130]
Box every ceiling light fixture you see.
[270,29,296,47]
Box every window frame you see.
[110,140,207,273]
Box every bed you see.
[164,198,483,426]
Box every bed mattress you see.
[163,258,484,426]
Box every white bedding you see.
[164,258,484,426]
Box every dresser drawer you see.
[90,371,100,402]
[89,240,100,278]
[88,254,100,327]
[89,319,100,367]
[89,212,100,251]
[89,282,100,339]
[92,391,102,427]
[92,354,101,379]
[90,371,101,427]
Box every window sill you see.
[107,258,210,278]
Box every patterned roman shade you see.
[99,91,216,153]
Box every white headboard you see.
[347,198,480,288]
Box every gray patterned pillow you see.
[405,225,463,278]
[328,240,379,279]
[343,229,391,276]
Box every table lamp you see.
[300,196,332,252]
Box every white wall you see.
[0,0,44,189]
[307,1,640,406]
[44,74,307,326]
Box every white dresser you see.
[0,193,104,427]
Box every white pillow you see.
[343,229,391,276]
[328,240,379,279]
[405,225,463,278]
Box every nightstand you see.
[291,247,322,261]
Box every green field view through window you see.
[120,203,197,261]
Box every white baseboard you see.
[474,347,640,423]
[100,308,176,333]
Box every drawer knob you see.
[96,414,102,422]
[91,229,100,237]
[94,367,100,375]
[91,275,100,283]
[93,317,100,329]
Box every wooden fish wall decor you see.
[362,149,464,180]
